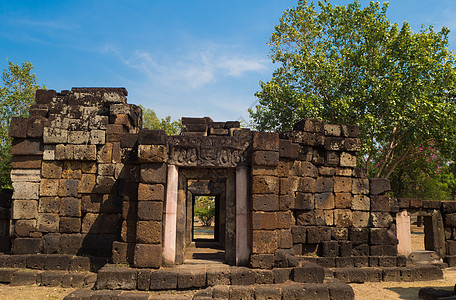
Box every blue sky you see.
[1,1,456,123]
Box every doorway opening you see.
[193,195,217,241]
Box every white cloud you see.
[105,43,268,90]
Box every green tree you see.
[0,61,44,188]
[194,196,215,227]
[250,0,456,179]
[139,105,181,135]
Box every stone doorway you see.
[397,210,445,263]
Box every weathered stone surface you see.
[68,131,90,144]
[252,212,277,230]
[177,269,206,289]
[340,152,356,167]
[352,211,369,227]
[11,156,42,169]
[297,177,316,193]
[137,201,163,221]
[292,263,325,283]
[134,244,162,268]
[352,195,370,211]
[89,130,106,145]
[38,213,59,232]
[293,192,314,210]
[335,193,352,209]
[252,151,279,167]
[59,197,81,217]
[11,139,43,156]
[73,145,97,161]
[138,145,167,163]
[9,117,28,138]
[252,176,279,194]
[370,178,391,195]
[12,182,39,200]
[39,197,60,213]
[334,209,353,227]
[43,127,68,144]
[58,179,78,197]
[253,132,279,151]
[334,177,352,193]
[370,212,393,228]
[352,178,369,195]
[55,144,74,160]
[41,161,63,179]
[252,230,278,254]
[137,184,164,201]
[250,194,278,212]
[136,221,161,244]
[140,163,167,184]
[96,267,137,290]
[14,219,36,236]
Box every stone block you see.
[89,115,108,130]
[134,244,162,268]
[41,161,63,179]
[332,227,348,241]
[369,178,391,195]
[96,267,137,290]
[38,213,59,232]
[59,217,81,233]
[11,155,42,169]
[89,130,106,145]
[352,195,370,211]
[252,212,277,230]
[297,177,316,193]
[291,226,306,244]
[316,177,333,193]
[334,209,353,227]
[12,200,38,219]
[344,138,361,152]
[69,256,91,272]
[82,213,100,234]
[370,195,390,212]
[315,193,334,210]
[315,209,334,226]
[136,221,161,244]
[11,139,43,156]
[137,201,163,221]
[352,178,369,195]
[55,144,74,160]
[43,127,68,144]
[138,145,167,163]
[252,151,279,167]
[324,124,341,136]
[334,177,352,193]
[59,234,83,255]
[9,117,28,138]
[307,226,331,243]
[325,137,344,151]
[97,143,113,163]
[272,268,291,283]
[319,241,339,257]
[326,151,339,166]
[370,228,398,245]
[292,263,325,283]
[252,176,279,194]
[77,174,95,194]
[59,197,81,217]
[138,183,164,201]
[230,267,255,285]
[370,212,393,227]
[10,169,41,182]
[73,145,97,160]
[68,131,90,144]
[14,219,36,236]
[293,192,314,210]
[339,152,356,167]
[295,210,316,226]
[58,179,78,197]
[12,182,40,200]
[10,269,39,286]
[206,267,230,286]
[177,269,206,289]
[44,255,72,270]
[252,230,277,254]
[352,211,369,227]
[12,238,42,254]
[138,129,167,145]
[253,132,279,151]
[39,197,60,213]
[140,163,167,184]
[335,193,352,208]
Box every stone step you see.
[193,282,355,300]
[65,282,355,300]
[409,250,442,264]
[331,265,443,283]
[0,268,96,288]
[95,263,326,291]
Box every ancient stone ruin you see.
[2,87,453,299]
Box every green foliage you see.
[139,105,181,135]
[194,196,215,227]
[250,0,456,179]
[0,61,44,188]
